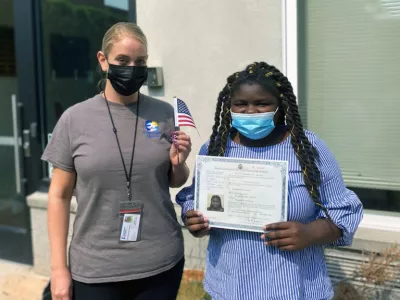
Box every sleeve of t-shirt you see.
[41,110,75,172]
[175,141,209,222]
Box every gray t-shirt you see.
[42,94,184,283]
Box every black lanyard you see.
[104,92,140,201]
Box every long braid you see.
[210,103,231,156]
[218,105,231,156]
[262,63,330,220]
[208,62,331,220]
[208,74,236,156]
[209,100,223,154]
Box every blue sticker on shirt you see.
[143,120,162,138]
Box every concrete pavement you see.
[0,260,48,300]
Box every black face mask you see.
[107,64,148,96]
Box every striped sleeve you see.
[175,141,209,222]
[311,133,364,247]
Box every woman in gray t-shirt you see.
[42,22,192,300]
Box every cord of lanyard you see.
[103,91,140,201]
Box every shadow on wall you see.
[147,86,165,98]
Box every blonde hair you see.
[101,22,147,57]
[98,22,147,90]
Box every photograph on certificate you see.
[194,155,288,233]
[207,194,225,212]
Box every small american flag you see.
[174,97,197,129]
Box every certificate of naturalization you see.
[194,155,289,233]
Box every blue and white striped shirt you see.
[176,130,363,300]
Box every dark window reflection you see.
[50,34,91,78]
[350,187,400,213]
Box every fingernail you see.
[203,217,209,222]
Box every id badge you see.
[119,201,143,243]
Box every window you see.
[297,0,400,213]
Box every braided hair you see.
[208,62,331,220]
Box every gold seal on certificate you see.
[194,155,289,232]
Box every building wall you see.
[137,0,283,197]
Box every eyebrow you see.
[115,54,148,60]
[232,98,275,103]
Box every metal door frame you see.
[0,0,44,264]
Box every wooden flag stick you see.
[173,96,180,165]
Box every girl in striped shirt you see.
[176,62,363,300]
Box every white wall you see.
[137,0,284,196]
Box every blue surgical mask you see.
[231,109,278,140]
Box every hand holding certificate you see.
[194,155,288,233]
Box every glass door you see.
[0,0,32,264]
[0,95,24,228]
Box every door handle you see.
[22,129,31,158]
[30,122,38,138]
[11,94,22,194]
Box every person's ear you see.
[97,51,108,73]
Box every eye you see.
[135,59,146,66]
[117,58,128,65]
[257,101,275,107]
[232,101,247,107]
